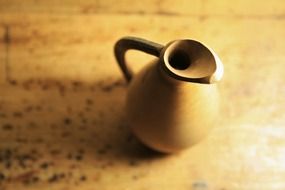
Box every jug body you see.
[114,36,223,153]
[126,60,219,153]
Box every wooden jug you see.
[114,37,223,153]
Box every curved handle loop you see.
[114,37,164,82]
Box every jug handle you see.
[114,36,164,82]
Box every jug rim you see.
[160,39,224,84]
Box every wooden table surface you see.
[0,1,285,189]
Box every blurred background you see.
[0,0,285,190]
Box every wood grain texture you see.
[0,0,285,189]
[0,0,285,16]
[0,26,6,84]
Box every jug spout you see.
[160,40,223,84]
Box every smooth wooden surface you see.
[0,0,285,16]
[1,1,285,190]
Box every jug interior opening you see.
[163,40,217,81]
[169,49,191,70]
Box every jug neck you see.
[159,40,223,84]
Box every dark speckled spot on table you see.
[0,172,6,181]
[0,113,7,118]
[63,117,72,125]
[8,80,18,86]
[49,149,61,156]
[48,173,60,183]
[192,181,209,190]
[39,162,50,170]
[2,123,13,130]
[80,175,87,181]
[13,111,23,118]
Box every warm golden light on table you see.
[0,0,285,190]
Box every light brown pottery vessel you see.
[114,36,223,153]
